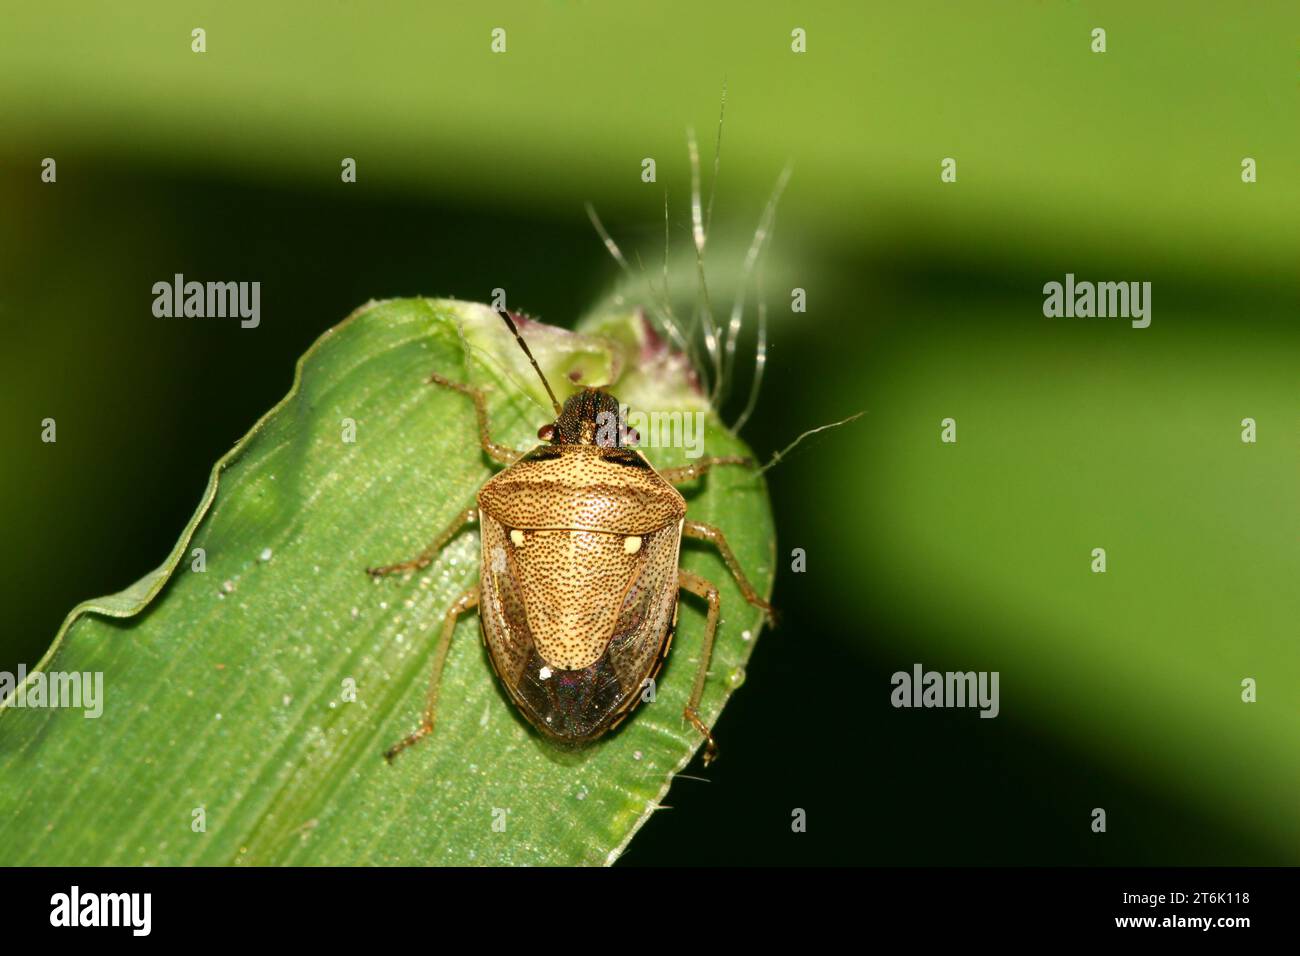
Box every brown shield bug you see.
[367,308,773,765]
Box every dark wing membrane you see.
[511,652,628,742]
[479,516,681,742]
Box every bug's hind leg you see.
[427,371,519,466]
[677,568,722,765]
[659,455,752,485]
[677,521,775,765]
[682,519,776,624]
[385,584,480,762]
[366,507,478,578]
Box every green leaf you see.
[0,298,774,865]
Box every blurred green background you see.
[1,2,1296,864]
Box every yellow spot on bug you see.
[624,535,642,554]
[510,529,525,547]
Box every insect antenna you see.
[494,307,564,415]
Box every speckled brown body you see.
[478,444,686,742]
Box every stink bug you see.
[367,309,773,764]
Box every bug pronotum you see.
[367,308,774,765]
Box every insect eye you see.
[537,423,556,441]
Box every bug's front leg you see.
[427,371,519,466]
[385,584,480,762]
[659,455,751,485]
[366,507,478,578]
[683,519,776,624]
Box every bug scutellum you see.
[367,309,774,764]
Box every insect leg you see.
[682,519,776,623]
[659,455,752,485]
[427,371,518,465]
[366,507,478,578]
[384,584,481,762]
[677,568,721,766]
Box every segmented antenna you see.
[495,307,564,415]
